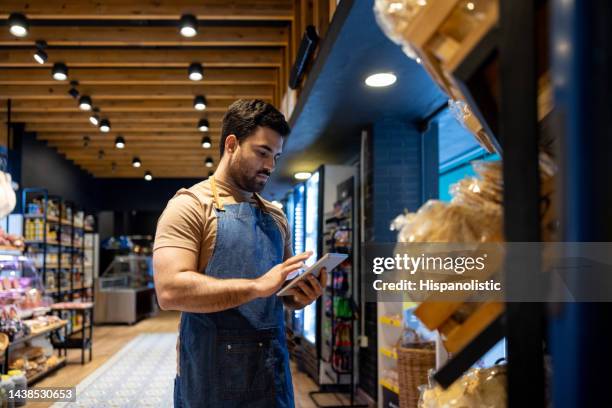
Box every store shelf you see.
[84,227,94,233]
[380,378,399,394]
[380,347,398,360]
[26,356,66,385]
[9,320,68,347]
[25,240,60,246]
[380,315,402,328]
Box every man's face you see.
[227,126,283,193]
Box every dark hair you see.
[220,99,290,156]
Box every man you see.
[153,99,326,408]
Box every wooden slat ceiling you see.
[0,0,296,178]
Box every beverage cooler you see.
[284,165,359,387]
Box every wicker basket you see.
[397,344,436,408]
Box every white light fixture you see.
[33,49,47,64]
[271,200,283,209]
[193,95,207,111]
[294,172,312,180]
[89,114,100,126]
[205,157,214,168]
[179,14,198,38]
[198,119,210,132]
[114,136,125,149]
[78,95,93,111]
[201,136,212,149]
[466,2,475,11]
[99,118,111,133]
[132,157,142,168]
[188,63,203,81]
[52,62,68,81]
[417,0,428,6]
[365,72,397,87]
[8,13,28,38]
[144,171,153,181]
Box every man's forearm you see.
[158,270,259,313]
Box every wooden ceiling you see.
[0,0,334,178]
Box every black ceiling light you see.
[111,162,117,173]
[99,118,111,133]
[52,62,68,81]
[68,87,79,99]
[79,95,93,111]
[83,136,90,147]
[198,118,209,132]
[114,136,126,149]
[193,95,207,111]
[144,171,153,181]
[89,114,100,126]
[98,149,105,159]
[179,14,198,38]
[201,136,212,149]
[205,157,214,168]
[188,62,203,81]
[132,157,142,168]
[33,40,48,64]
[8,13,29,38]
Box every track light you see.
[205,157,214,168]
[193,95,207,111]
[33,41,48,64]
[179,14,198,38]
[83,136,90,147]
[188,63,203,81]
[132,157,142,168]
[198,119,210,132]
[52,63,68,81]
[89,114,100,126]
[201,136,212,149]
[114,136,125,149]
[8,13,29,38]
[144,171,153,181]
[68,87,79,99]
[99,119,111,133]
[98,150,105,159]
[79,95,93,111]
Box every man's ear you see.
[225,134,238,154]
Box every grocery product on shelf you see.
[0,229,23,251]
[0,306,29,341]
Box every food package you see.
[419,364,507,408]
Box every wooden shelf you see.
[10,320,68,347]
[26,356,67,385]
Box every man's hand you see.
[254,252,313,298]
[283,267,328,309]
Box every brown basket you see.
[397,344,436,408]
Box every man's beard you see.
[228,157,269,193]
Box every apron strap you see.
[210,175,268,213]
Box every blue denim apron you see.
[174,177,294,408]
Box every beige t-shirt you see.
[153,175,292,270]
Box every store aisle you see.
[27,311,321,408]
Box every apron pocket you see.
[216,330,276,402]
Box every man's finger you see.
[318,267,328,288]
[306,275,322,296]
[297,281,316,298]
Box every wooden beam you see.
[38,132,217,140]
[27,123,223,132]
[0,84,274,100]
[0,25,289,47]
[0,68,278,85]
[12,112,226,123]
[0,1,294,21]
[0,48,283,68]
[2,99,257,112]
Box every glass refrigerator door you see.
[291,184,305,336]
[302,171,320,344]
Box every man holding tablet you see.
[153,99,326,408]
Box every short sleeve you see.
[154,192,203,253]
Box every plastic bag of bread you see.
[419,364,507,408]
[373,0,424,61]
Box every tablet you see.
[276,253,348,296]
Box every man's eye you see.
[258,151,267,157]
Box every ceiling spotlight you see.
[179,14,198,38]
[8,13,29,38]
[294,172,312,180]
[201,136,212,149]
[365,72,397,87]
[89,114,100,126]
[99,119,111,133]
[205,157,214,168]
[144,171,153,181]
[79,95,93,111]
[111,162,117,173]
[98,149,105,159]
[198,119,210,132]
[114,136,126,149]
[68,87,79,99]
[83,136,90,147]
[188,63,203,81]
[33,40,48,64]
[52,62,68,81]
[193,95,207,111]
[132,157,142,168]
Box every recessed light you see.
[79,95,93,111]
[132,157,142,168]
[294,172,312,180]
[193,95,207,111]
[205,157,214,168]
[188,63,203,81]
[198,119,210,132]
[144,171,153,181]
[8,13,28,38]
[365,72,397,87]
[52,63,68,81]
[201,136,212,149]
[114,136,125,149]
[179,14,198,38]
[99,119,111,133]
